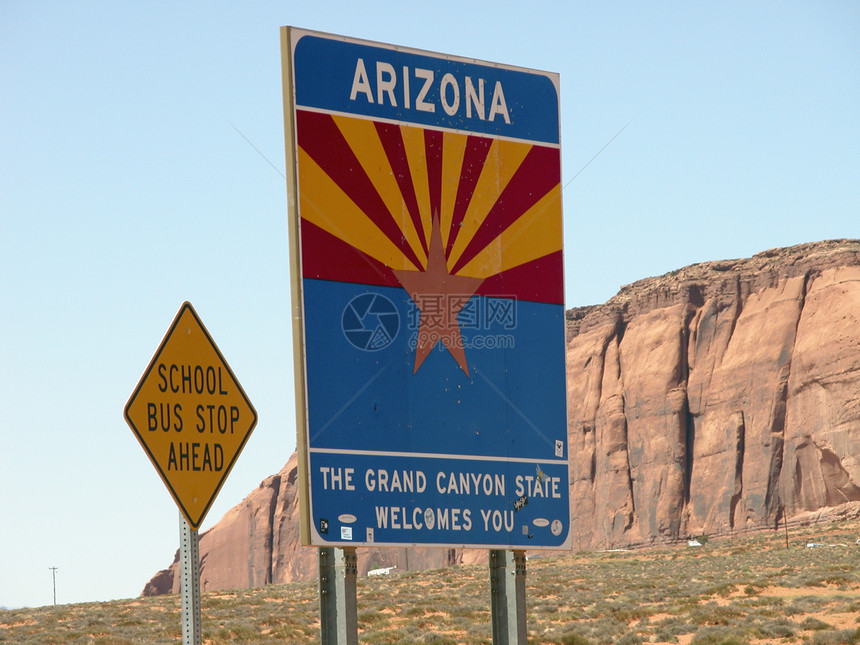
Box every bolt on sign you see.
[124,302,257,530]
[281,27,570,549]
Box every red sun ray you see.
[300,219,400,288]
[374,121,429,256]
[475,249,564,304]
[445,135,493,259]
[297,110,424,270]
[449,145,560,275]
[424,129,444,231]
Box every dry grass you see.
[3,521,860,644]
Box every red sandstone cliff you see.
[566,239,860,549]
[143,239,860,595]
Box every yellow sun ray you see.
[445,137,533,272]
[298,147,421,272]
[400,125,433,244]
[332,115,427,268]
[439,130,469,250]
[456,184,562,279]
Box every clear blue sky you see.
[1,2,857,609]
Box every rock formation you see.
[143,239,860,595]
[566,239,860,549]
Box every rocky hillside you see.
[144,239,860,595]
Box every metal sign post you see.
[319,547,358,645]
[180,513,202,645]
[489,550,527,644]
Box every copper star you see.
[393,215,484,376]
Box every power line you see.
[229,122,286,179]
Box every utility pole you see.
[49,567,58,605]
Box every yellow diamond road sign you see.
[124,302,257,530]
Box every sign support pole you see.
[180,513,202,645]
[489,549,527,644]
[319,547,358,645]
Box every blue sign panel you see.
[284,27,569,549]
[292,34,560,144]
